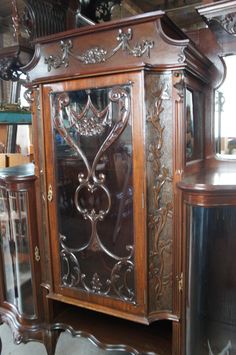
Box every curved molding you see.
[156,17,189,52]
[21,43,41,74]
[215,55,227,90]
[51,322,139,354]
[0,308,44,345]
[147,311,179,324]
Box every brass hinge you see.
[47,184,53,202]
[177,272,183,292]
[34,246,41,262]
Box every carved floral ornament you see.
[44,28,154,71]
[206,12,236,35]
[216,13,236,35]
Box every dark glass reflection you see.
[0,188,35,317]
[51,85,135,302]
[186,88,204,162]
[187,206,236,354]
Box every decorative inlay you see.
[54,87,135,302]
[45,28,154,71]
[147,81,173,308]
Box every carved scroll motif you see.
[211,13,236,35]
[45,28,154,71]
[54,87,135,302]
[147,81,173,310]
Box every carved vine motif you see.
[147,83,173,307]
[45,28,154,71]
[55,87,135,302]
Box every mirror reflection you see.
[216,55,236,157]
[185,87,204,163]
[0,80,33,168]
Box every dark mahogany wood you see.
[3,5,235,354]
[22,10,217,355]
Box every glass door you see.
[44,73,146,313]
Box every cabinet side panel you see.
[145,73,173,315]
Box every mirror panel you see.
[0,81,33,168]
[186,87,204,163]
[215,55,236,157]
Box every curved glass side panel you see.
[186,206,236,354]
[0,188,35,318]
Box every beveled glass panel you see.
[0,189,35,317]
[51,85,135,303]
[186,206,236,354]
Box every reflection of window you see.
[5,124,32,154]
[216,55,236,156]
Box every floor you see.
[0,323,127,355]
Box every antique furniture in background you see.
[0,163,45,347]
[0,0,80,81]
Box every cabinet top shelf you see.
[24,10,213,85]
[178,164,236,193]
[0,163,35,181]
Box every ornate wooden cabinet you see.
[0,10,216,355]
[0,164,44,344]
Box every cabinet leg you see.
[44,329,61,355]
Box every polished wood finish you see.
[23,10,214,355]
[1,5,232,354]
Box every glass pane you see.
[0,189,35,317]
[51,85,135,303]
[215,55,236,157]
[186,206,236,354]
[186,88,204,162]
[0,188,14,305]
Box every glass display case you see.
[0,187,35,316]
[186,206,236,354]
[0,163,43,343]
